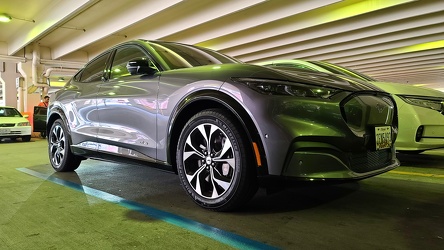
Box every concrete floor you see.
[1,138,443,249]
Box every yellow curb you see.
[389,170,444,178]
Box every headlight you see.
[17,122,30,126]
[232,77,338,98]
[398,95,444,112]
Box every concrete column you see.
[17,61,41,113]
[0,61,21,108]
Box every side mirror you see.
[127,59,157,75]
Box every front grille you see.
[341,94,395,131]
[0,123,15,127]
[349,149,391,173]
[8,130,22,135]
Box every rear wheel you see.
[48,119,82,172]
[176,109,258,211]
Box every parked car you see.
[47,40,399,211]
[0,106,32,142]
[258,60,444,153]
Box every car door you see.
[96,45,160,162]
[33,106,47,133]
[61,52,111,151]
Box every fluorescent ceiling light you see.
[0,13,12,23]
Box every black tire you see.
[40,131,46,139]
[176,109,258,211]
[48,119,82,172]
[22,135,31,142]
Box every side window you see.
[80,52,110,82]
[110,46,156,79]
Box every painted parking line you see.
[389,170,444,178]
[17,168,278,250]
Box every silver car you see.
[47,40,399,211]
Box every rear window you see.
[79,52,111,82]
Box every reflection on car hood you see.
[0,117,28,123]
[164,64,385,92]
[258,66,383,92]
[372,81,444,97]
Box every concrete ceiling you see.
[0,0,443,90]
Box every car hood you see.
[371,81,444,97]
[163,64,385,92]
[0,117,28,123]
[267,66,382,91]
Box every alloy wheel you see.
[182,123,236,199]
[49,124,66,168]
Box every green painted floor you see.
[1,137,443,250]
[0,138,235,250]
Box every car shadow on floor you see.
[397,150,444,170]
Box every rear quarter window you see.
[79,52,111,82]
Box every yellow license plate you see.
[375,126,392,150]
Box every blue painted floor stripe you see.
[17,168,278,250]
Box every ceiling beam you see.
[50,0,184,59]
[8,0,100,55]
[201,0,415,52]
[237,13,444,62]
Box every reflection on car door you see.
[97,45,159,162]
[66,52,111,152]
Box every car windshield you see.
[0,107,22,117]
[309,61,378,82]
[145,40,242,70]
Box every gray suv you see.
[47,40,399,211]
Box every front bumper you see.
[0,126,32,137]
[283,142,399,179]
[262,91,399,180]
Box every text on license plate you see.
[375,126,392,150]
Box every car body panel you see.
[371,81,444,97]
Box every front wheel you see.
[48,119,82,172]
[176,109,258,211]
[22,135,31,142]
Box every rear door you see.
[61,51,111,151]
